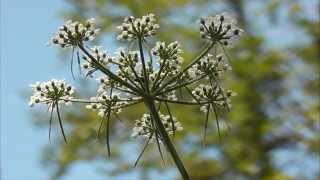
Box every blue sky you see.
[1,1,149,179]
[0,0,99,179]
[1,0,318,180]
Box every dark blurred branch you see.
[227,0,250,33]
[262,135,299,152]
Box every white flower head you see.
[199,13,243,46]
[152,41,184,78]
[132,112,183,142]
[82,46,111,77]
[49,18,100,48]
[86,91,125,117]
[189,53,231,78]
[117,13,159,41]
[192,84,237,112]
[29,79,75,108]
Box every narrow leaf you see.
[134,135,152,167]
[55,102,67,143]
[203,104,210,146]
[77,50,82,75]
[164,102,175,137]
[105,109,111,157]
[97,116,105,139]
[70,47,76,80]
[212,104,221,142]
[150,114,165,164]
[49,102,55,142]
[105,85,114,157]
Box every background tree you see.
[33,0,319,179]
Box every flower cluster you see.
[188,54,231,79]
[152,41,182,60]
[97,76,113,92]
[30,13,243,177]
[114,49,142,79]
[199,89,236,113]
[29,79,75,107]
[132,113,183,141]
[85,92,126,116]
[192,84,237,110]
[199,13,243,46]
[153,41,183,70]
[82,46,111,76]
[117,13,159,41]
[150,41,184,88]
[50,18,100,48]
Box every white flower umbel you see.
[192,84,237,110]
[86,92,127,116]
[114,49,142,79]
[150,41,184,89]
[30,13,244,179]
[29,79,75,108]
[132,113,183,141]
[29,79,75,143]
[82,46,111,77]
[199,13,243,46]
[117,13,159,41]
[50,18,100,48]
[188,53,231,79]
[152,41,183,73]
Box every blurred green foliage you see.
[34,0,319,179]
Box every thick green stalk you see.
[145,99,190,180]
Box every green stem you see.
[151,58,167,91]
[145,99,190,180]
[138,37,149,92]
[154,42,214,95]
[77,43,141,94]
[154,97,213,105]
[56,103,67,143]
[156,73,207,96]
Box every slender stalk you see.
[77,43,141,94]
[105,85,114,157]
[203,105,210,146]
[181,42,214,74]
[153,42,214,95]
[56,103,67,143]
[156,73,207,96]
[59,97,142,104]
[49,103,55,142]
[164,102,175,136]
[134,134,152,167]
[152,62,171,91]
[149,115,165,164]
[138,37,149,91]
[142,40,154,72]
[120,70,144,92]
[128,62,145,91]
[154,97,214,105]
[105,107,111,157]
[113,87,139,96]
[145,99,190,180]
[151,58,168,91]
